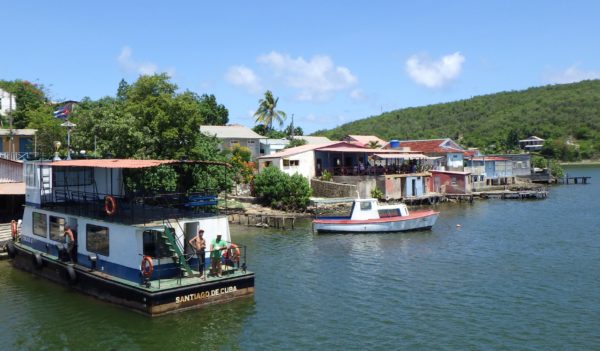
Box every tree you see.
[199,94,229,125]
[254,90,286,130]
[366,140,382,149]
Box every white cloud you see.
[257,51,358,101]
[350,89,366,101]
[117,46,163,76]
[405,52,465,88]
[543,64,600,84]
[225,65,262,93]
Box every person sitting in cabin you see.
[64,225,76,263]
[188,229,206,277]
[210,234,227,277]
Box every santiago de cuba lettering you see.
[175,286,237,304]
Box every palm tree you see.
[254,90,286,130]
[366,140,381,149]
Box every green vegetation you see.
[254,90,287,131]
[315,80,600,160]
[253,166,312,211]
[370,187,384,200]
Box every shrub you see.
[253,167,312,211]
[320,170,332,181]
[371,187,384,200]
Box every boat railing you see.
[149,244,249,287]
[40,189,224,225]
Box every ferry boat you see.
[5,159,254,316]
[313,198,439,233]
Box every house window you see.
[283,159,299,167]
[229,140,239,147]
[247,140,255,145]
[49,216,65,242]
[143,230,172,258]
[451,177,457,185]
[86,224,109,256]
[32,212,47,237]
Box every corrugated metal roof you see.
[200,125,265,139]
[373,153,429,160]
[470,156,508,161]
[344,135,386,147]
[43,159,229,169]
[399,139,465,154]
[293,136,332,144]
[0,129,37,136]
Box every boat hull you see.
[9,243,255,316]
[313,210,439,233]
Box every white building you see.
[200,125,266,160]
[0,88,17,117]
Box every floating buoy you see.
[456,224,461,228]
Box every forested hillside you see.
[315,80,600,158]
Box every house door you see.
[316,158,322,176]
[184,222,198,256]
[411,179,417,196]
[434,176,441,193]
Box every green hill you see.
[315,80,600,158]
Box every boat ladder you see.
[161,223,193,277]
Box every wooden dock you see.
[556,176,591,185]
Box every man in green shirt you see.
[210,234,227,276]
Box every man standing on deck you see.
[210,234,227,277]
[189,229,206,277]
[64,225,76,263]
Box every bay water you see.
[1,166,599,350]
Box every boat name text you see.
[175,286,237,304]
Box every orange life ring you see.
[11,220,17,240]
[225,243,241,262]
[104,196,117,216]
[141,256,154,278]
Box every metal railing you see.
[40,189,224,225]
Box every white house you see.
[519,136,544,152]
[200,125,266,160]
[0,88,17,117]
[260,138,290,155]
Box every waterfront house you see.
[200,125,266,160]
[395,138,466,171]
[465,153,531,188]
[0,129,37,161]
[519,136,544,152]
[429,170,472,194]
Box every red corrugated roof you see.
[399,139,464,154]
[44,159,228,169]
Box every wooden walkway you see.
[556,176,591,185]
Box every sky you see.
[2,1,600,134]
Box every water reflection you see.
[0,262,255,350]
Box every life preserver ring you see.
[141,256,154,278]
[104,196,117,216]
[224,243,241,263]
[11,220,17,240]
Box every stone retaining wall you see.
[311,179,357,198]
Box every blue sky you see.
[3,1,600,133]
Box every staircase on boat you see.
[161,220,193,277]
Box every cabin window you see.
[53,167,93,187]
[49,216,65,242]
[360,202,372,211]
[143,230,173,258]
[86,224,109,256]
[32,212,47,237]
[378,209,401,218]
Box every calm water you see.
[1,166,599,350]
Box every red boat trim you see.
[313,210,439,224]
